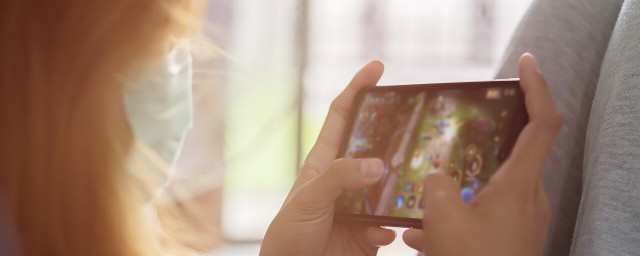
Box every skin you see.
[261,53,560,256]
[260,61,395,256]
[402,53,562,256]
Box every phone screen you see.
[335,80,526,225]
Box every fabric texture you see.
[574,0,640,255]
[494,0,625,255]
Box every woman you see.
[0,0,561,255]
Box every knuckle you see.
[293,180,334,209]
[329,99,348,117]
[329,99,339,111]
[292,184,315,205]
[299,163,321,178]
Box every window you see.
[173,0,533,254]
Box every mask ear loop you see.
[128,140,174,204]
[167,38,192,71]
[167,35,191,56]
[123,37,194,205]
[117,67,175,203]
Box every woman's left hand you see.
[260,61,396,256]
[402,53,559,256]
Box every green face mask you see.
[123,41,193,201]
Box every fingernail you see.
[522,52,541,72]
[360,159,383,178]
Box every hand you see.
[403,53,562,256]
[260,61,396,256]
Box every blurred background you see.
[166,0,534,255]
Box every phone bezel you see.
[334,79,528,228]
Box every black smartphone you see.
[334,79,528,228]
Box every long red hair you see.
[0,1,200,255]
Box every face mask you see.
[122,41,193,201]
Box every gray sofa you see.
[496,0,640,255]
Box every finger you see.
[500,53,563,183]
[402,228,424,252]
[341,225,384,255]
[287,61,383,202]
[423,172,464,224]
[519,53,562,131]
[365,226,396,247]
[285,61,384,204]
[303,61,384,177]
[292,158,384,210]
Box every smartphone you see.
[334,79,528,228]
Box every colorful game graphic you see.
[337,86,520,218]
[337,91,425,215]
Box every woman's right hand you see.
[403,53,562,256]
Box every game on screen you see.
[337,86,521,219]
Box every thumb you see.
[291,158,384,211]
[423,172,464,226]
